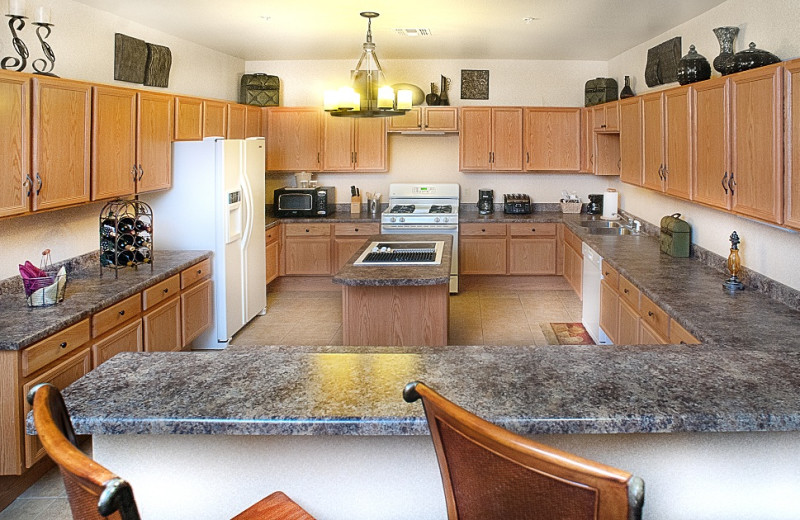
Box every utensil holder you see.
[351,196,361,214]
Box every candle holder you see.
[723,231,745,292]
[1,14,29,72]
[31,22,56,76]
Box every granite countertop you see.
[332,234,452,287]
[265,204,383,230]
[0,250,211,351]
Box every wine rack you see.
[99,199,154,279]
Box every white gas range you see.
[381,183,460,293]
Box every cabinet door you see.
[245,105,263,138]
[599,281,619,343]
[136,92,173,193]
[664,87,692,200]
[639,320,668,345]
[605,102,620,131]
[266,240,279,284]
[642,92,665,191]
[181,278,213,348]
[203,100,227,138]
[334,238,370,272]
[23,348,92,468]
[143,296,181,352]
[508,238,556,274]
[91,319,142,368]
[424,107,459,131]
[786,61,800,230]
[0,71,30,217]
[492,107,524,171]
[619,97,643,185]
[31,77,91,211]
[524,108,580,172]
[563,244,583,299]
[730,64,784,224]
[692,77,731,210]
[459,237,507,274]
[354,117,387,172]
[174,96,203,141]
[283,237,331,275]
[227,103,246,139]
[387,107,421,131]
[617,299,640,345]
[459,107,492,171]
[322,116,353,171]
[266,108,321,171]
[579,108,593,173]
[91,86,137,200]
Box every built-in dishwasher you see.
[581,242,612,344]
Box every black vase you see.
[713,26,739,75]
[619,76,634,99]
[730,42,781,74]
[677,45,712,85]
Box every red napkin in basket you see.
[19,261,53,295]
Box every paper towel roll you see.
[601,189,619,220]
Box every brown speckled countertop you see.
[0,250,211,351]
[332,234,452,287]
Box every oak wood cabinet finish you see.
[91,318,142,369]
[90,294,141,338]
[619,97,643,185]
[203,100,227,138]
[266,225,280,284]
[387,107,458,132]
[181,279,213,348]
[0,71,30,217]
[21,319,90,378]
[91,85,137,200]
[642,92,665,191]
[459,223,507,275]
[663,88,693,199]
[593,101,619,132]
[785,60,800,229]
[691,76,731,210]
[245,105,263,138]
[599,279,619,343]
[266,107,321,171]
[227,103,246,139]
[562,226,583,299]
[180,257,212,290]
[31,77,91,211]
[459,107,524,172]
[617,298,640,345]
[282,223,332,275]
[669,320,700,345]
[508,223,557,275]
[580,108,594,173]
[143,296,182,352]
[332,223,380,272]
[173,96,204,141]
[143,275,181,310]
[322,116,386,172]
[639,320,668,345]
[136,92,173,193]
[524,108,581,172]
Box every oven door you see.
[381,223,459,293]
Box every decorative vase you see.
[619,76,635,98]
[677,45,712,85]
[713,26,739,76]
[439,75,450,106]
[425,82,439,106]
[730,42,780,74]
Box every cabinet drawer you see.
[601,261,619,291]
[22,319,90,377]
[639,293,670,339]
[461,223,507,236]
[91,294,141,337]
[334,223,380,236]
[180,258,212,290]
[669,320,700,345]
[265,225,281,244]
[618,276,640,310]
[143,275,180,310]
[564,227,583,255]
[508,223,556,236]
[639,320,668,345]
[284,223,331,237]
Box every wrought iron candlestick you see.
[1,14,29,72]
[723,231,745,292]
[31,21,56,76]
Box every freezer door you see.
[242,138,267,322]
[216,140,245,341]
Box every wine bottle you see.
[100,238,116,251]
[117,217,135,233]
[134,218,152,233]
[100,250,117,266]
[116,234,136,251]
[134,235,152,248]
[116,250,135,266]
[134,247,151,264]
[100,217,118,238]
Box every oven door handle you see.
[381,224,459,231]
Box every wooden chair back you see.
[27,383,141,520]
[403,381,644,520]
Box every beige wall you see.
[607,0,800,291]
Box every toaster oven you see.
[274,186,336,217]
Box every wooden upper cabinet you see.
[227,103,246,139]
[322,116,353,171]
[579,107,594,173]
[0,71,30,218]
[691,76,731,210]
[593,102,619,132]
[203,100,227,138]
[524,107,580,172]
[322,116,386,172]
[31,77,91,211]
[785,60,800,230]
[642,92,665,192]
[91,85,137,200]
[353,117,386,171]
[174,96,203,141]
[266,107,321,171]
[619,97,643,186]
[136,92,173,193]
[387,107,457,132]
[729,64,784,225]
[387,107,422,131]
[663,87,692,200]
[245,105,263,138]
[460,107,523,172]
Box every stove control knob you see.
[434,217,440,223]
[399,217,405,223]
[390,217,396,223]
[443,217,449,223]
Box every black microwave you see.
[274,186,336,217]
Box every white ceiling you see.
[75,0,728,61]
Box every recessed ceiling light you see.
[523,17,539,24]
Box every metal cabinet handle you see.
[729,172,736,195]
[197,269,202,274]
[119,310,125,316]
[163,288,169,294]
[305,229,310,233]
[526,152,530,163]
[130,165,137,180]
[354,228,359,232]
[60,342,67,349]
[623,288,629,294]
[35,173,42,195]
[722,172,729,195]
[648,311,654,317]
[658,164,664,180]
[138,164,144,181]
[531,228,536,232]
[24,174,32,196]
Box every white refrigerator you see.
[144,138,266,349]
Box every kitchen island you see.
[332,234,452,346]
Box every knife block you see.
[351,196,361,214]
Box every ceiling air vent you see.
[395,28,432,37]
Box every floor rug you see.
[541,322,595,345]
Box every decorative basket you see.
[560,201,583,214]
[21,250,68,307]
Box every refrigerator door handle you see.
[240,174,253,252]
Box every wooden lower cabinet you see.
[333,223,380,272]
[91,319,142,368]
[22,348,92,468]
[283,223,331,275]
[599,280,619,343]
[181,279,213,348]
[563,232,583,300]
[669,320,700,345]
[142,296,182,352]
[460,223,508,274]
[617,299,640,345]
[266,226,280,284]
[640,320,668,345]
[508,238,556,274]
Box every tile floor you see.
[1,275,582,518]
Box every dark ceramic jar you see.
[677,45,712,85]
[731,42,780,74]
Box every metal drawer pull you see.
[354,228,359,232]
[36,173,42,195]
[163,288,169,294]
[197,269,202,274]
[648,311,654,317]
[623,288,629,294]
[722,172,729,194]
[531,228,536,232]
[60,342,67,349]
[119,310,125,316]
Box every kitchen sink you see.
[579,220,623,228]
[585,227,639,236]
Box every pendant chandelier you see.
[324,12,412,118]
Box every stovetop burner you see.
[390,205,415,214]
[429,205,452,214]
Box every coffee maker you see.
[587,194,604,215]
[477,189,494,214]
